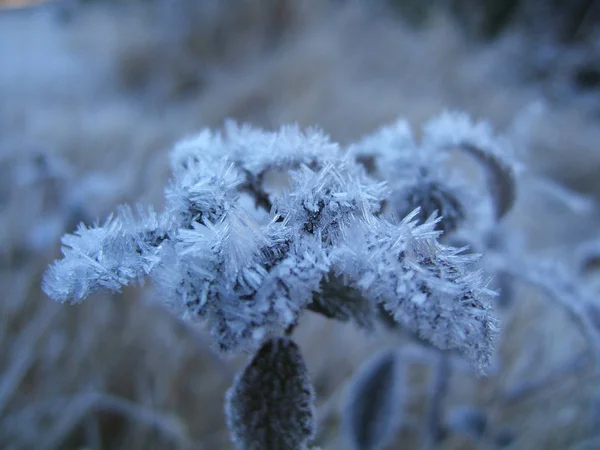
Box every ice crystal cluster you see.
[42,113,504,370]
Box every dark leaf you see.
[343,350,403,450]
[308,274,376,330]
[455,142,516,220]
[225,337,316,450]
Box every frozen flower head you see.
[43,120,500,370]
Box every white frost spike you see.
[166,158,242,225]
[348,119,415,175]
[224,121,341,176]
[169,128,225,171]
[42,205,166,303]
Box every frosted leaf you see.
[342,349,403,450]
[273,162,388,240]
[224,122,341,176]
[42,205,167,303]
[209,238,330,352]
[309,274,376,330]
[348,118,469,234]
[331,214,498,370]
[165,158,242,226]
[168,124,343,215]
[394,180,465,234]
[222,122,344,211]
[225,337,316,450]
[423,111,517,220]
[350,112,517,235]
[169,128,225,171]
[348,119,415,176]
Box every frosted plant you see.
[42,116,505,447]
[43,121,497,366]
[348,111,516,234]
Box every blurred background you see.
[1,0,599,448]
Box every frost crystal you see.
[42,205,167,303]
[43,119,500,368]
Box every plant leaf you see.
[225,337,316,450]
[342,350,403,450]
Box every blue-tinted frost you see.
[43,120,499,367]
